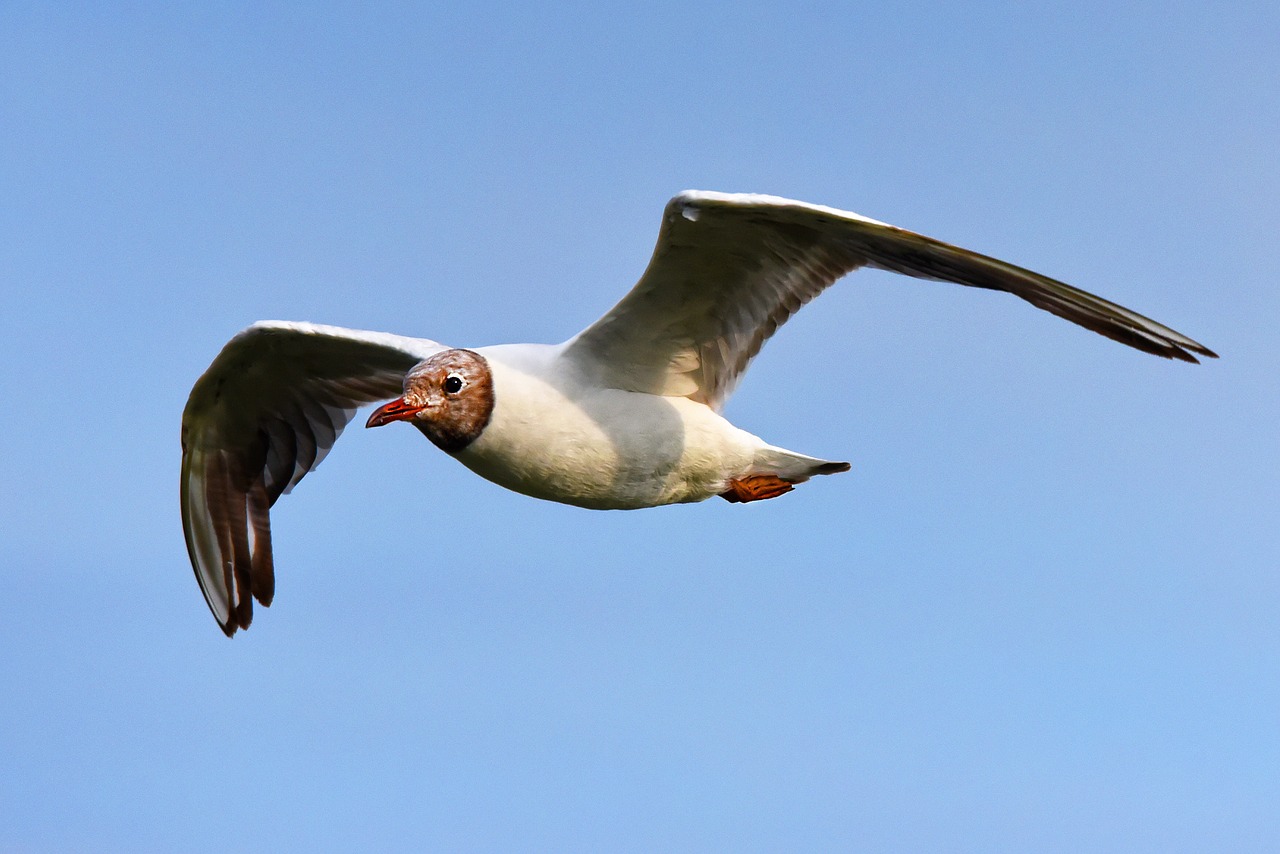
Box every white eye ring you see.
[443,374,465,394]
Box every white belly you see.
[453,352,761,509]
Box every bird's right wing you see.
[180,321,446,636]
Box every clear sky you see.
[2,3,1276,851]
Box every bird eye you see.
[443,374,464,394]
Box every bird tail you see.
[753,446,851,483]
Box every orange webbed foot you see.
[719,474,795,503]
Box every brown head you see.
[366,349,495,453]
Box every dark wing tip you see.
[1157,331,1216,364]
[187,444,278,639]
[1191,343,1219,361]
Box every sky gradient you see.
[2,3,1277,851]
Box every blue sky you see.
[2,3,1276,851]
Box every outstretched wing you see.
[563,191,1215,409]
[180,321,446,636]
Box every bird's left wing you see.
[180,321,445,636]
[562,192,1215,410]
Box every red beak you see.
[366,397,424,428]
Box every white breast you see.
[453,345,762,509]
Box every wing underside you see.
[563,192,1215,410]
[180,321,445,635]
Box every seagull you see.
[182,191,1215,635]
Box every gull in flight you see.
[181,191,1215,635]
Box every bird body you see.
[450,343,841,509]
[182,190,1215,635]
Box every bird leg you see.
[719,474,795,503]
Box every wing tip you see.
[214,593,269,638]
[1191,342,1219,361]
[1149,332,1217,364]
[182,441,278,639]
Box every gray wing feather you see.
[564,192,1215,410]
[180,321,445,636]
